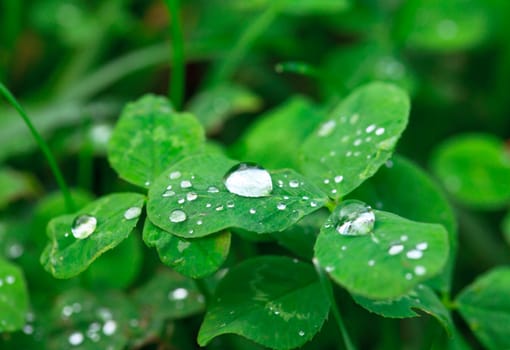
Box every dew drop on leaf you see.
[68,331,84,346]
[124,207,142,220]
[169,210,187,223]
[169,287,189,300]
[71,214,97,239]
[102,320,117,336]
[224,163,273,197]
[335,200,375,236]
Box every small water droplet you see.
[405,273,413,280]
[249,208,256,214]
[277,180,284,187]
[416,242,428,251]
[224,163,273,197]
[197,219,203,225]
[317,120,336,136]
[162,190,176,197]
[169,288,189,300]
[226,201,235,208]
[368,259,375,266]
[354,139,362,146]
[298,330,305,336]
[169,171,181,179]
[335,200,375,236]
[349,114,359,124]
[310,201,318,207]
[325,266,334,272]
[385,160,394,168]
[178,198,185,204]
[331,189,338,194]
[414,266,426,276]
[166,185,173,190]
[69,332,84,346]
[207,186,220,193]
[277,203,286,210]
[5,275,15,284]
[206,203,212,208]
[124,207,141,220]
[324,179,330,184]
[406,250,423,260]
[388,244,404,255]
[366,124,376,133]
[71,214,97,239]
[144,181,151,187]
[216,205,224,211]
[169,210,186,223]
[400,235,408,241]
[289,180,299,188]
[102,320,117,336]
[375,127,385,136]
[186,192,198,201]
[180,180,192,188]
[334,175,343,183]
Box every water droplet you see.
[277,180,284,187]
[169,210,186,223]
[298,330,305,336]
[206,203,212,208]
[407,250,423,260]
[178,198,185,204]
[216,205,224,211]
[349,114,359,124]
[388,244,404,255]
[375,127,385,136]
[289,180,299,188]
[365,124,376,133]
[144,181,151,187]
[124,207,141,220]
[405,273,413,280]
[71,214,97,239]
[169,288,189,300]
[169,171,181,179]
[249,208,256,214]
[325,266,334,272]
[310,201,318,207]
[354,139,362,146]
[69,331,84,346]
[414,266,426,276]
[180,180,192,188]
[197,219,203,225]
[385,160,394,168]
[162,190,176,197]
[277,203,286,210]
[335,200,375,236]
[102,320,117,336]
[400,235,408,241]
[207,186,220,193]
[186,192,198,201]
[368,260,375,266]
[324,179,330,184]
[224,163,273,197]
[416,242,428,251]
[5,275,15,284]
[166,185,173,190]
[334,175,343,183]
[317,120,336,136]
[226,201,235,208]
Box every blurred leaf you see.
[147,153,327,238]
[48,289,138,350]
[41,193,145,278]
[431,133,510,209]
[0,258,29,332]
[107,94,205,188]
[456,267,510,349]
[82,234,142,290]
[396,0,490,51]
[321,43,416,97]
[349,155,457,293]
[198,256,330,349]
[315,209,449,299]
[301,82,410,199]
[234,97,323,170]
[503,210,510,247]
[187,83,262,132]
[143,219,231,278]
[226,0,351,15]
[0,167,38,209]
[352,284,453,336]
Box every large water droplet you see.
[124,207,141,220]
[68,331,84,346]
[169,210,187,223]
[335,200,375,236]
[224,163,272,198]
[102,320,117,336]
[71,214,97,239]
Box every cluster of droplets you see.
[387,237,429,279]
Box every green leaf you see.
[143,219,231,278]
[198,256,330,350]
[0,167,38,209]
[227,0,351,15]
[396,0,489,52]
[301,82,410,199]
[431,133,510,209]
[49,289,138,350]
[352,284,453,336]
[502,210,510,247]
[456,267,510,350]
[234,97,323,170]
[146,153,327,238]
[83,234,142,290]
[349,155,457,293]
[314,209,449,299]
[41,193,145,278]
[187,83,262,132]
[107,94,205,188]
[0,259,29,332]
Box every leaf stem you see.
[0,83,75,212]
[314,259,356,350]
[164,0,185,110]
[205,1,283,86]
